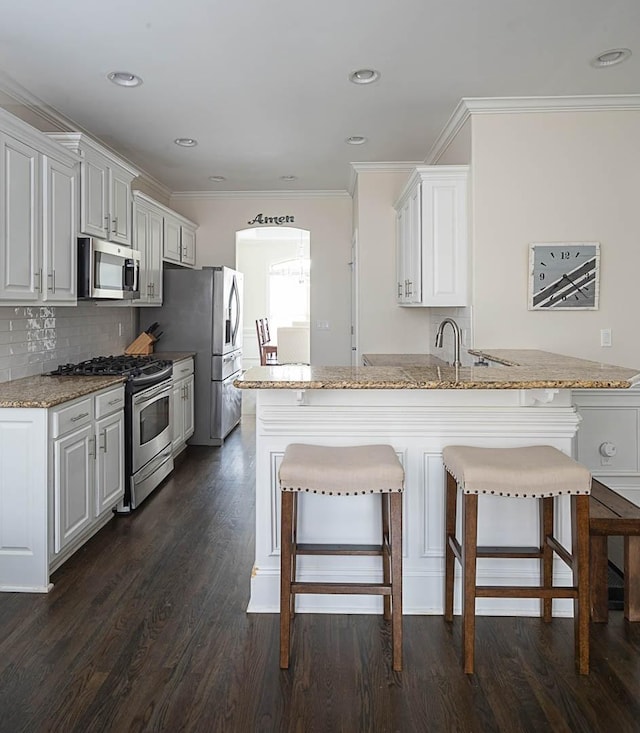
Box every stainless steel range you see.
[50,355,174,512]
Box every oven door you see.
[132,380,172,473]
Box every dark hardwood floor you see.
[2,418,640,732]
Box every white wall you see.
[471,110,640,369]
[355,171,433,356]
[170,194,352,365]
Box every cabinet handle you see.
[48,270,56,293]
[407,279,413,297]
[180,367,189,374]
[71,411,89,422]
[89,435,96,458]
[104,215,110,232]
[108,398,121,406]
[112,217,118,234]
[34,269,42,293]
[99,429,107,452]
[397,282,402,298]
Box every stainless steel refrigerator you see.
[145,266,243,446]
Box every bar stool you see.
[442,445,591,675]
[278,443,404,671]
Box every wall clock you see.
[528,242,600,310]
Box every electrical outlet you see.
[316,320,330,330]
[118,322,122,337]
[600,328,612,347]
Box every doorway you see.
[236,226,311,371]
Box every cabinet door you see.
[405,185,422,304]
[95,411,125,515]
[395,204,406,304]
[109,167,132,245]
[183,374,195,439]
[181,226,196,266]
[80,152,108,238]
[148,209,164,302]
[53,424,93,553]
[43,157,76,302]
[0,134,40,300]
[171,380,185,451]
[421,174,468,306]
[163,216,182,262]
[133,203,152,302]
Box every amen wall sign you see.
[247,214,295,226]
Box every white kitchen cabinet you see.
[171,357,195,455]
[573,388,640,501]
[0,109,78,304]
[394,165,469,307]
[48,133,139,246]
[163,213,197,267]
[0,382,125,592]
[133,192,164,304]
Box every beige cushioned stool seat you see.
[279,443,404,495]
[442,445,591,498]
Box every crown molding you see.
[427,94,640,164]
[0,71,171,199]
[171,189,351,200]
[348,161,422,196]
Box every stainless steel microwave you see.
[77,238,141,300]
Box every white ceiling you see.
[0,0,638,193]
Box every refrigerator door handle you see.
[230,274,241,346]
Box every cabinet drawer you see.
[95,386,125,419]
[52,397,93,439]
[173,358,194,380]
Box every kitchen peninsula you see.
[236,350,639,616]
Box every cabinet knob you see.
[599,441,617,457]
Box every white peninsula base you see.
[249,387,581,617]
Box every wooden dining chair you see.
[256,319,278,366]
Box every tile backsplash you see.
[0,304,137,382]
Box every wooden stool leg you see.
[540,497,554,622]
[461,493,478,674]
[280,491,294,669]
[382,493,391,621]
[572,494,590,675]
[444,470,457,623]
[590,535,609,623]
[291,493,298,620]
[390,492,403,672]
[624,536,640,622]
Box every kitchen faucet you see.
[434,318,462,367]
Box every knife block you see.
[125,332,156,355]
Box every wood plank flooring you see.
[1,418,640,732]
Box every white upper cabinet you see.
[163,213,197,267]
[133,192,164,305]
[0,109,79,304]
[48,133,139,246]
[394,165,469,307]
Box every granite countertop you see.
[235,349,640,390]
[0,375,126,408]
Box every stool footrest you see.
[475,586,578,599]
[295,543,383,556]
[477,545,541,558]
[291,581,391,596]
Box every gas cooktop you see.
[50,355,171,378]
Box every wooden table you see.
[590,478,640,622]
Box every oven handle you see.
[133,382,171,405]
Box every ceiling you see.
[0,0,638,193]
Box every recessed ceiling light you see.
[281,175,297,181]
[107,71,143,87]
[590,48,632,68]
[174,138,198,147]
[345,136,367,145]
[208,175,226,182]
[349,69,380,85]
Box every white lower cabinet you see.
[0,383,125,592]
[171,358,195,455]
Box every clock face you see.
[529,242,600,310]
